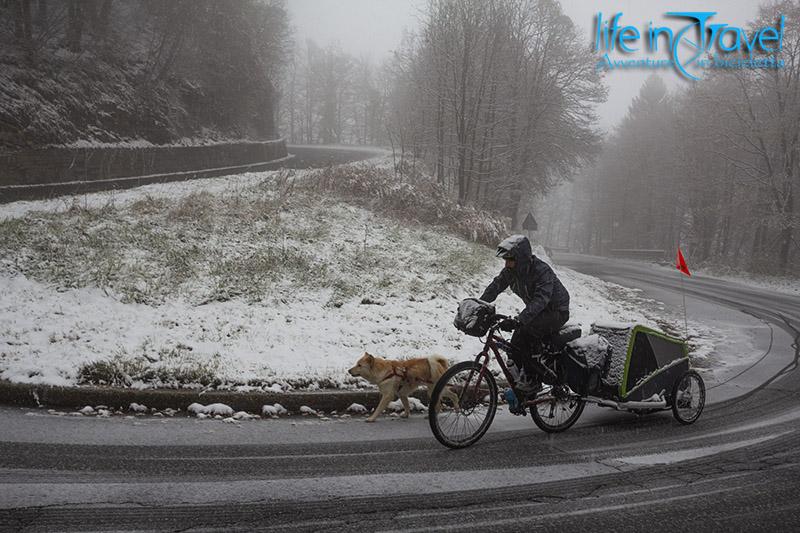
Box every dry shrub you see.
[306,162,508,247]
[130,194,171,215]
[168,191,215,221]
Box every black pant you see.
[509,308,569,374]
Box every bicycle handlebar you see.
[486,313,511,336]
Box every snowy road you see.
[1,254,799,531]
[0,144,384,203]
[285,144,389,169]
[555,253,800,403]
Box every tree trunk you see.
[66,0,82,53]
[95,0,112,43]
[436,91,445,186]
[13,0,23,40]
[13,0,33,61]
[36,0,46,29]
[778,190,794,273]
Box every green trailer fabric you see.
[590,322,688,400]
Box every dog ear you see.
[364,352,374,364]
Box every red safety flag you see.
[676,247,691,277]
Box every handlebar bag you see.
[454,298,496,337]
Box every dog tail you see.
[427,355,449,382]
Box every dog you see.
[348,352,451,422]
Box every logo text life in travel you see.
[594,12,785,80]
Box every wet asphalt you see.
[1,253,798,531]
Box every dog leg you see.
[432,384,461,413]
[399,393,411,418]
[366,393,394,423]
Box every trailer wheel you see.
[671,370,705,425]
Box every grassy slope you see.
[0,163,501,388]
[0,160,717,390]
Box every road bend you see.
[0,255,798,531]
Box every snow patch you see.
[567,334,609,370]
[187,403,234,417]
[128,403,148,413]
[346,403,367,414]
[387,397,427,412]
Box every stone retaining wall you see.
[0,139,289,202]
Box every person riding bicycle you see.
[479,235,570,395]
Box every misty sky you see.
[289,0,764,130]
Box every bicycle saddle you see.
[547,324,582,349]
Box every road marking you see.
[612,431,792,466]
[136,448,431,461]
[397,470,753,520]
[0,461,620,509]
[4,430,784,510]
[380,483,761,532]
[568,409,800,456]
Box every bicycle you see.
[428,313,585,449]
[429,306,705,449]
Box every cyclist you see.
[479,235,570,395]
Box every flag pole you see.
[676,247,690,342]
[679,269,689,341]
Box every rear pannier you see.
[563,334,610,395]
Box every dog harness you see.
[379,367,431,385]
[380,366,409,383]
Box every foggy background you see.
[289,0,762,130]
[1,0,796,276]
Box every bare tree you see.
[385,0,605,222]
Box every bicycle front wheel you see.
[428,361,498,449]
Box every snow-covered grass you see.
[0,161,705,390]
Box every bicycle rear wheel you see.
[428,361,498,449]
[530,385,585,433]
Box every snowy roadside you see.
[0,163,726,391]
[687,267,799,297]
[602,255,799,298]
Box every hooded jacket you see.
[479,235,570,325]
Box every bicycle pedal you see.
[509,405,527,416]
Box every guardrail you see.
[0,139,289,203]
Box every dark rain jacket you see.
[479,237,570,325]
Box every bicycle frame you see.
[468,324,561,409]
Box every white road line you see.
[0,462,619,509]
[380,483,763,533]
[2,434,788,509]
[136,448,430,461]
[612,431,791,466]
[568,409,800,455]
[397,471,753,520]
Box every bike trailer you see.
[590,322,689,401]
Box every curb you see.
[0,380,401,414]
